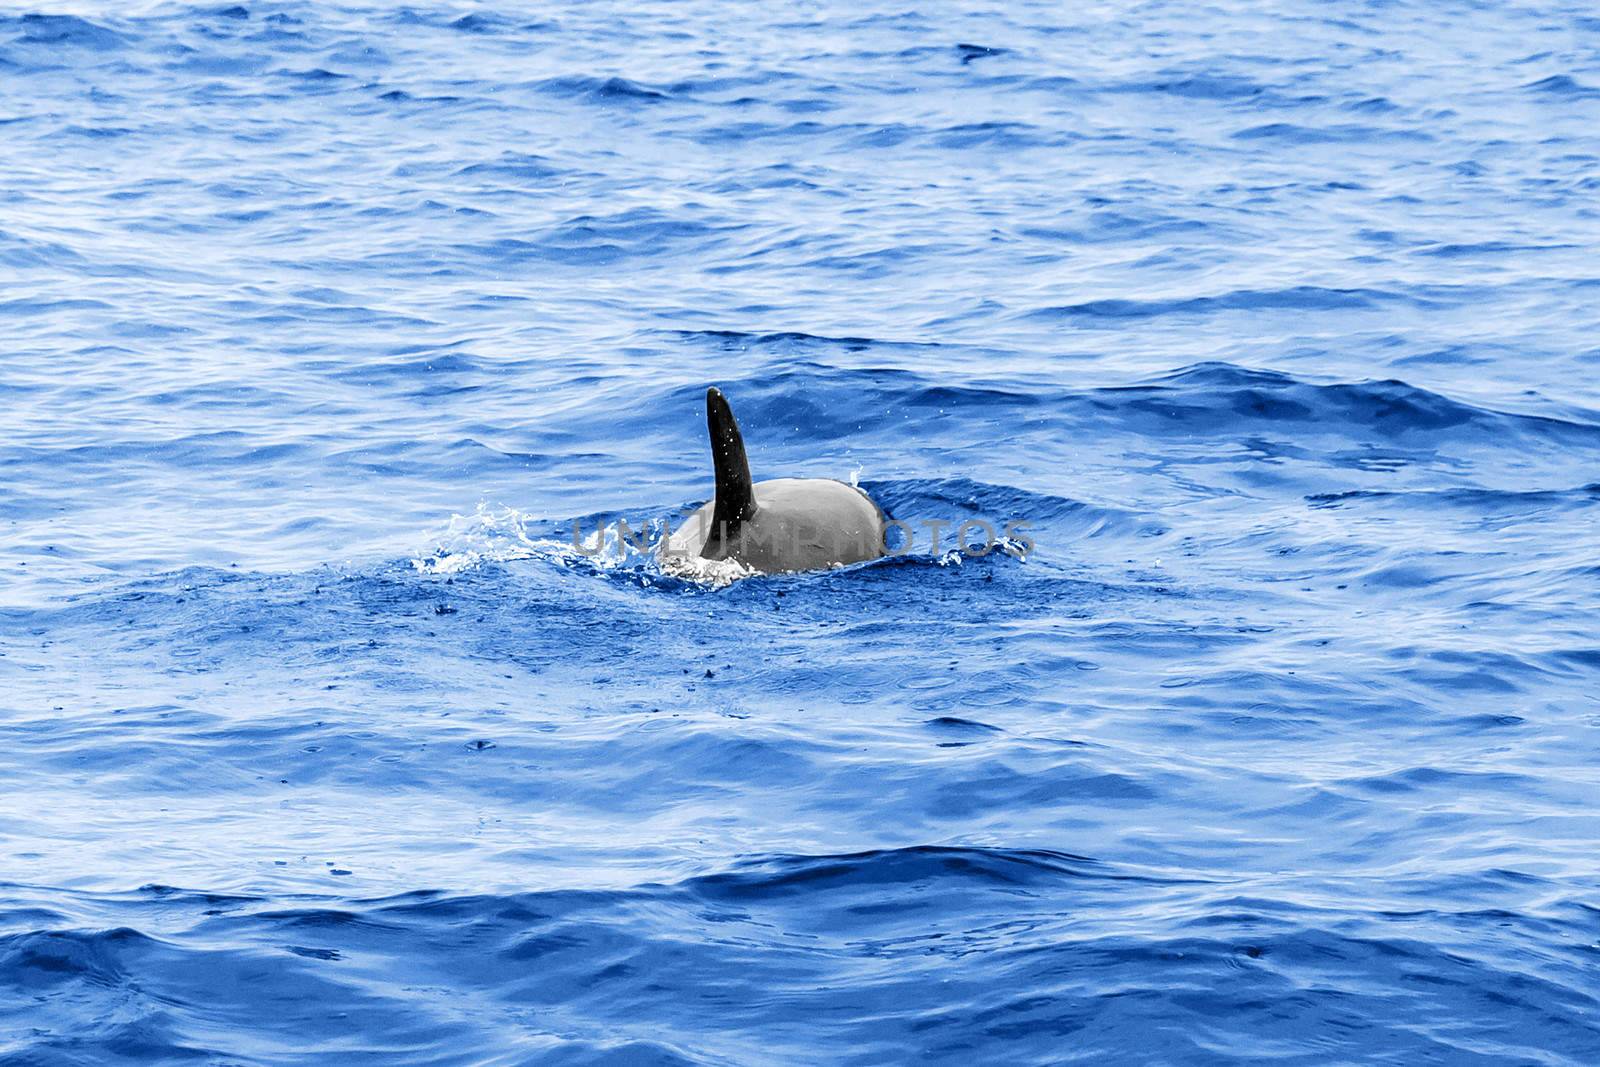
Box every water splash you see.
[410,502,553,575]
[411,503,756,588]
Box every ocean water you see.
[3,0,1600,1062]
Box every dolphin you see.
[662,387,887,574]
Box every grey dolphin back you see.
[706,387,757,534]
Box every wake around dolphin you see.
[661,388,887,575]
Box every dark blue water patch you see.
[1232,121,1435,143]
[954,43,1006,65]
[61,124,139,139]
[5,859,1598,1064]
[595,357,1600,489]
[1117,72,1272,101]
[447,12,511,35]
[677,845,1150,899]
[274,66,350,89]
[1027,285,1417,320]
[691,118,847,145]
[931,121,1055,150]
[1523,74,1600,98]
[1306,484,1600,511]
[8,13,126,51]
[1144,364,1600,451]
[870,478,1157,542]
[535,74,673,105]
[1413,239,1578,258]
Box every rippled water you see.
[3,2,1600,1062]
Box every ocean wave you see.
[6,0,1600,1060]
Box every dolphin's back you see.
[664,388,887,574]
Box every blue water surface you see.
[3,1,1600,1063]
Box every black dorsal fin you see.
[706,387,757,530]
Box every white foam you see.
[411,503,755,588]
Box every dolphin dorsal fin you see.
[706,387,757,528]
